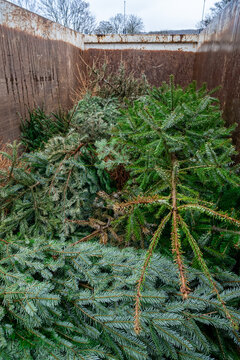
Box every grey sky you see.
[88,0,217,31]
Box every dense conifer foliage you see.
[0,239,240,359]
[20,108,72,152]
[0,97,119,239]
[1,78,240,359]
[95,77,240,331]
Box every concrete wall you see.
[193,0,240,150]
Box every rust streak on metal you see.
[0,23,81,143]
[80,48,195,88]
[193,0,240,157]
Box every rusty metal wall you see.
[2,0,239,147]
[0,0,200,144]
[193,0,240,150]
[81,49,195,88]
[0,24,80,143]
[0,0,83,143]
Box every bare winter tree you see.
[126,15,144,34]
[8,0,38,12]
[9,0,96,33]
[95,21,114,35]
[198,0,232,28]
[111,14,126,34]
[39,0,96,33]
[95,13,144,35]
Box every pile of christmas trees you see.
[0,77,240,359]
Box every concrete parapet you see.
[83,34,199,51]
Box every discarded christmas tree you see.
[0,237,240,359]
[0,96,119,239]
[95,77,240,333]
[1,79,240,358]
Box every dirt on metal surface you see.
[193,0,240,152]
[0,24,80,143]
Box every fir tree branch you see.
[134,211,171,335]
[178,204,240,227]
[49,143,85,194]
[171,160,190,300]
[212,225,240,236]
[179,214,239,335]
[63,167,73,222]
[179,164,219,172]
[0,181,40,210]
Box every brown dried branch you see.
[0,143,11,172]
[70,229,102,247]
[0,238,9,244]
[69,218,112,247]
[0,143,23,186]
[115,195,169,211]
[71,53,115,101]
